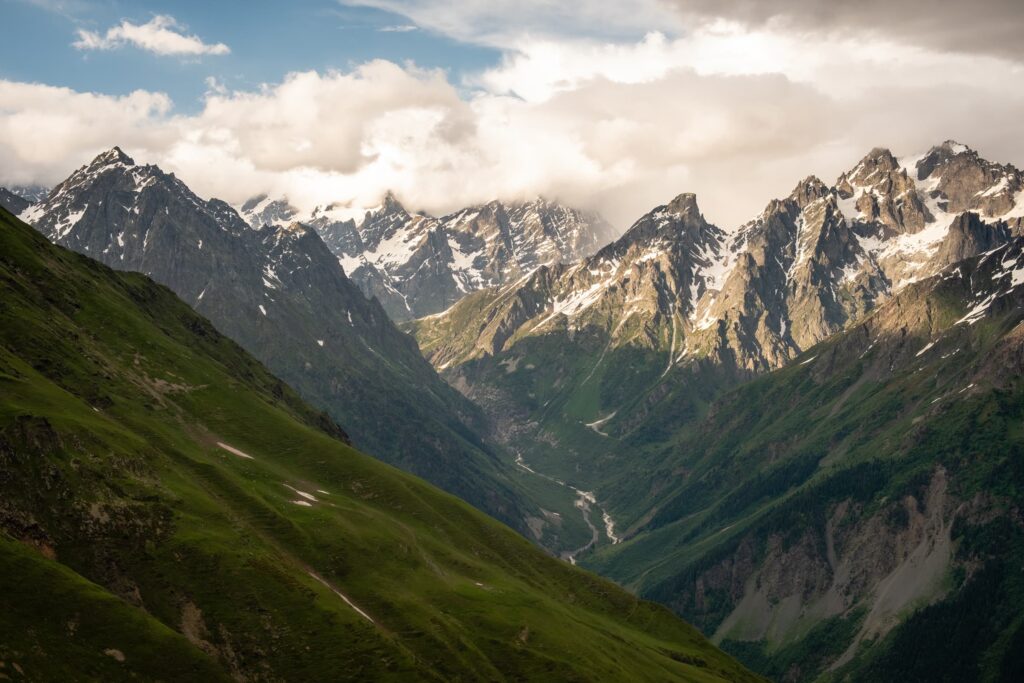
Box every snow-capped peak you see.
[91,146,135,168]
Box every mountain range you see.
[412,142,1024,479]
[241,191,618,321]
[416,142,1023,375]
[587,236,1024,680]
[408,140,1024,679]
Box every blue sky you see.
[0,0,499,111]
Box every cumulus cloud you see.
[474,25,1023,108]
[73,15,230,56]
[5,11,1024,230]
[0,80,175,184]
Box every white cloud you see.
[378,24,418,32]
[5,17,1024,230]
[73,15,230,56]
[475,23,1024,103]
[0,80,175,184]
[339,0,682,45]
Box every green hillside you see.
[585,243,1024,681]
[0,206,761,681]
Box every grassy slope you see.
[0,207,761,682]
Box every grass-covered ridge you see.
[0,206,761,681]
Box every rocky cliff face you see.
[242,192,618,321]
[21,148,535,535]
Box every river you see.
[514,452,619,563]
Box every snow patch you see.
[956,294,997,326]
[584,411,617,437]
[217,442,255,460]
[54,207,87,239]
[284,484,318,502]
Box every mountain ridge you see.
[241,190,620,321]
[408,138,1024,567]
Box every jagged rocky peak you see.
[837,147,908,192]
[915,141,1021,217]
[861,146,899,171]
[207,198,250,234]
[915,139,975,180]
[53,146,172,200]
[55,146,137,190]
[240,194,299,228]
[361,190,415,226]
[789,175,829,208]
[378,190,409,216]
[604,192,723,269]
[259,221,329,264]
[666,192,701,218]
[834,146,929,232]
[91,145,135,168]
[23,144,263,264]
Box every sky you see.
[1,0,1023,229]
